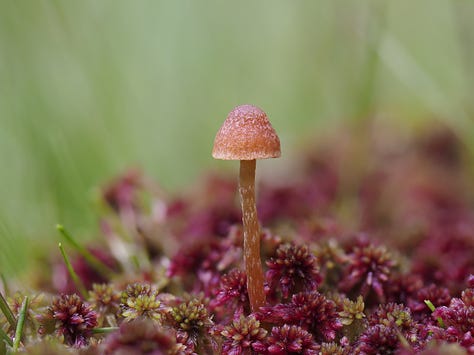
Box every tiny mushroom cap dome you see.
[212,104,281,161]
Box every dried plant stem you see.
[239,159,265,312]
[13,296,28,351]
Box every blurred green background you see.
[0,1,473,276]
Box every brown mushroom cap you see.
[212,104,281,160]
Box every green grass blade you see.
[0,326,13,347]
[0,274,8,295]
[56,224,114,278]
[12,296,28,351]
[58,243,88,299]
[0,292,15,328]
[355,1,388,119]
[424,299,445,328]
[92,327,118,334]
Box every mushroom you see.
[212,104,281,312]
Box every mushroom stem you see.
[239,159,266,312]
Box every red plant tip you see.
[339,240,397,302]
[266,242,322,299]
[211,269,248,314]
[38,294,97,347]
[213,315,267,355]
[103,318,178,355]
[267,324,319,354]
[259,291,342,342]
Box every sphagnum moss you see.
[0,123,473,353]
